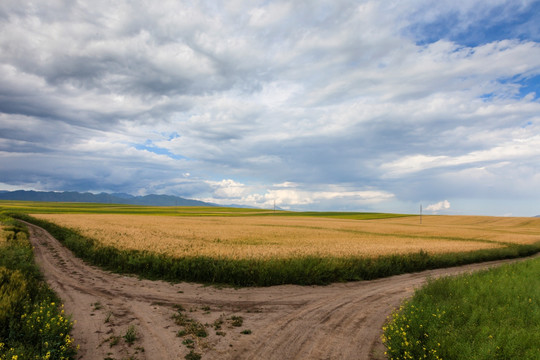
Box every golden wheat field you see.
[30,214,540,259]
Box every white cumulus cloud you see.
[425,200,451,212]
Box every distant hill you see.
[0,190,216,207]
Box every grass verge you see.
[382,256,540,360]
[0,213,77,359]
[11,213,540,287]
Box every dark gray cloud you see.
[1,0,539,216]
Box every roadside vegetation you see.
[0,213,76,359]
[6,209,540,287]
[382,256,540,360]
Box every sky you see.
[1,0,539,216]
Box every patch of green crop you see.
[0,200,408,220]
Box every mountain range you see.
[0,190,216,207]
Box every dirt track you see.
[25,221,538,360]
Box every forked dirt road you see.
[25,221,538,360]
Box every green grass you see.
[123,325,138,345]
[8,212,540,287]
[0,214,76,359]
[0,200,409,220]
[382,256,540,360]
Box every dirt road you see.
[25,221,538,360]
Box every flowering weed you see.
[383,257,540,359]
[0,215,77,359]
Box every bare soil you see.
[25,221,538,360]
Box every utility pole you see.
[420,204,422,224]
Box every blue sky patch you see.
[134,141,186,160]
[481,74,540,101]
[408,2,540,47]
[166,132,180,141]
[518,74,540,99]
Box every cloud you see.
[0,1,539,216]
[381,132,540,177]
[425,200,451,212]
[200,180,394,210]
[205,179,254,199]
